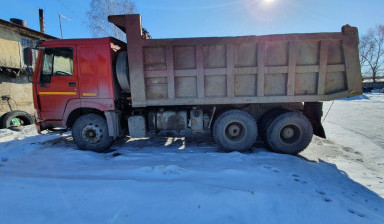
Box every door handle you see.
[69,82,76,87]
[40,83,49,88]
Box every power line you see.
[55,0,87,24]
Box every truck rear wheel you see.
[265,111,313,154]
[213,110,257,152]
[258,108,289,145]
[72,114,113,152]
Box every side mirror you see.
[24,48,35,81]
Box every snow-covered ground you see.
[0,94,384,224]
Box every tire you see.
[72,114,113,152]
[0,114,5,128]
[116,51,130,92]
[213,109,257,152]
[265,112,313,154]
[258,108,289,145]
[1,110,34,129]
[8,126,24,132]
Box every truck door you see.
[36,47,79,120]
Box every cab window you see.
[40,47,73,83]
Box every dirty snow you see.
[0,93,384,224]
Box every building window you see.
[21,38,33,46]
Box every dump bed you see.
[109,15,362,108]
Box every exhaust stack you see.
[39,8,45,33]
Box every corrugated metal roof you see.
[0,18,57,40]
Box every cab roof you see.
[41,37,125,47]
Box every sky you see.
[0,0,383,39]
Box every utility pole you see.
[58,13,72,39]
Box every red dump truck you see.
[29,14,362,154]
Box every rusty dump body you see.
[109,14,362,108]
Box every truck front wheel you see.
[213,110,257,152]
[72,114,113,152]
[265,112,313,154]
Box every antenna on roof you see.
[58,13,72,39]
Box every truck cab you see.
[32,38,125,134]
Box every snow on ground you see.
[0,94,384,224]
[319,93,384,197]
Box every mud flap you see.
[104,110,123,139]
[303,102,326,139]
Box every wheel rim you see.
[280,124,301,144]
[225,122,245,141]
[81,123,103,144]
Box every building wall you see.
[0,24,42,117]
[0,27,21,68]
[0,75,33,116]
